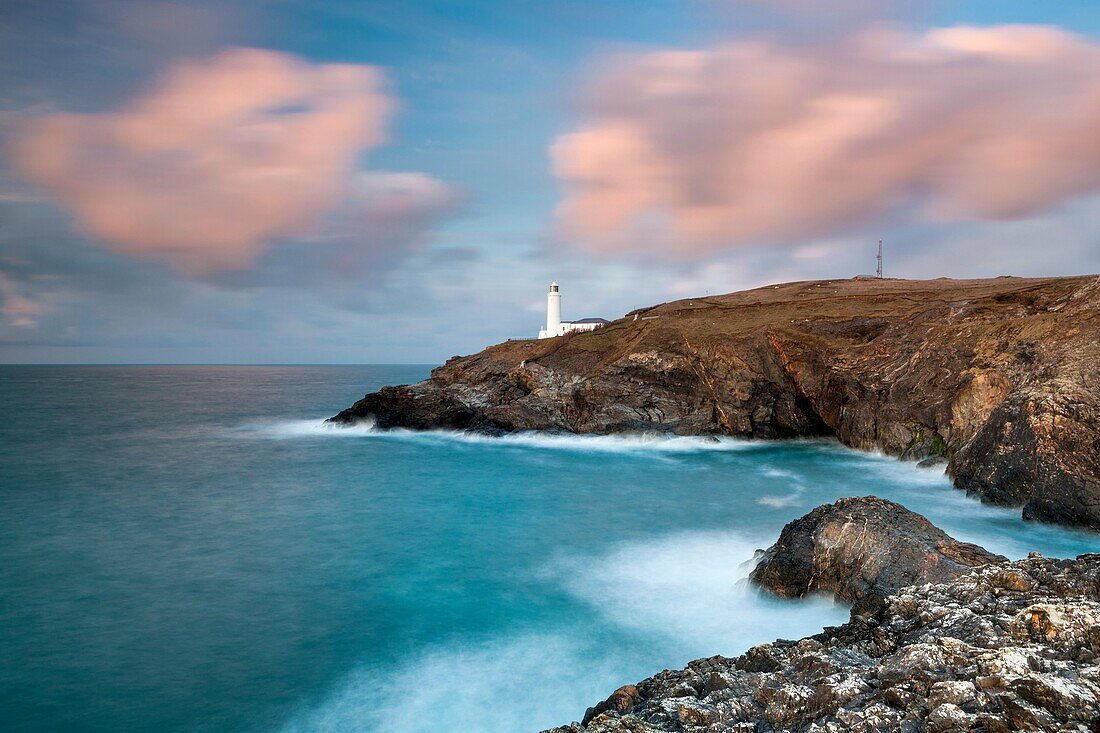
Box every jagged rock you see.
[581,686,644,726]
[542,554,1100,733]
[749,497,1006,605]
[329,276,1100,531]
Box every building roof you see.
[569,317,610,324]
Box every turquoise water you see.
[0,365,1095,733]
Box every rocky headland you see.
[331,276,1100,531]
[543,499,1100,732]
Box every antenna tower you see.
[876,239,883,279]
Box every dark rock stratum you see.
[331,276,1100,531]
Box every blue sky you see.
[1,0,1099,363]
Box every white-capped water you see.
[548,529,846,653]
[233,417,776,454]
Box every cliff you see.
[330,275,1100,530]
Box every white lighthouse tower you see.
[537,281,608,339]
[545,282,561,334]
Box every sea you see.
[0,365,1095,733]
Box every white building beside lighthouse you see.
[537,281,608,339]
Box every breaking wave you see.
[227,418,381,439]
[226,418,827,455]
[545,529,848,656]
[277,633,631,733]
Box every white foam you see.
[756,466,804,507]
[546,530,848,658]
[427,429,759,454]
[276,633,632,733]
[229,418,809,455]
[228,418,379,439]
[757,494,800,508]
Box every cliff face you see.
[330,276,1100,530]
[544,553,1100,733]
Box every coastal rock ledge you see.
[330,276,1100,531]
[544,553,1100,733]
[749,496,1007,607]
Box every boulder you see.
[749,497,1005,605]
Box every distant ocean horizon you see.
[1,365,1095,733]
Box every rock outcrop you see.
[544,553,1100,732]
[330,276,1100,530]
[750,497,1007,606]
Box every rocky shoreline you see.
[543,499,1100,732]
[330,276,1100,531]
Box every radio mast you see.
[876,239,883,279]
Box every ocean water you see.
[0,365,1095,733]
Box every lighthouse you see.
[545,281,561,335]
[537,281,609,339]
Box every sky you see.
[1,0,1099,363]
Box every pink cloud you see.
[0,272,46,328]
[353,172,462,226]
[552,25,1100,257]
[10,48,397,273]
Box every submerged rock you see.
[543,554,1100,732]
[749,497,1006,606]
[330,276,1100,531]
